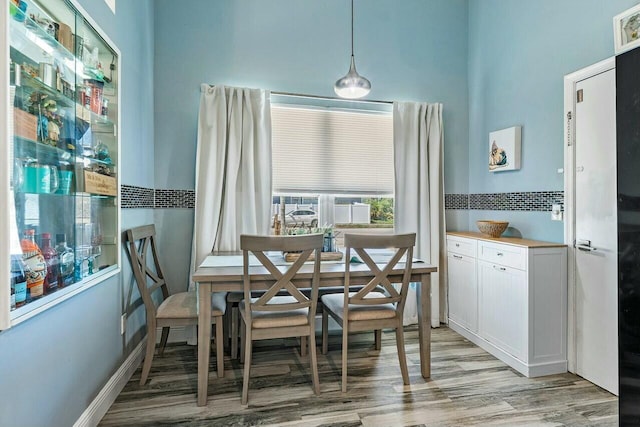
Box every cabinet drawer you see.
[447,236,477,257]
[478,241,526,270]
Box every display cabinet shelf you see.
[12,71,115,129]
[14,70,75,108]
[15,135,116,167]
[9,10,78,77]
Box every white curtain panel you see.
[393,102,446,328]
[186,85,272,344]
[191,84,272,270]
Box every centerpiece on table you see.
[283,225,343,262]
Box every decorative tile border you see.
[445,191,564,211]
[121,185,154,209]
[445,194,469,210]
[121,185,196,209]
[154,189,195,209]
[122,186,563,212]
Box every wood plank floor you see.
[100,327,617,426]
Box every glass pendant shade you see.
[334,0,371,99]
[334,55,371,99]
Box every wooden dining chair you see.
[239,233,323,405]
[321,233,416,392]
[125,224,226,385]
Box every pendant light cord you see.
[351,0,354,56]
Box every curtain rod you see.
[204,85,393,105]
[272,90,393,105]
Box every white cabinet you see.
[447,232,567,377]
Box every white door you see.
[573,67,618,394]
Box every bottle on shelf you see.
[55,233,74,288]
[74,257,83,282]
[83,85,91,109]
[88,257,95,275]
[20,229,46,301]
[11,255,27,309]
[101,98,108,117]
[41,233,59,294]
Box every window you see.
[271,104,393,195]
[271,101,394,243]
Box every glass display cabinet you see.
[0,0,120,329]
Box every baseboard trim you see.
[73,338,146,427]
[448,320,567,378]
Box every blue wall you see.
[153,0,470,293]
[3,1,639,425]
[466,0,638,242]
[0,1,155,426]
[154,0,469,191]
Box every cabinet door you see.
[478,260,527,361]
[447,252,477,332]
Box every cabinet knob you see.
[496,252,504,256]
[453,254,462,260]
[455,243,460,247]
[493,265,506,271]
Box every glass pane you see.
[271,194,395,251]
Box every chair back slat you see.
[127,224,157,242]
[345,233,416,250]
[147,281,165,296]
[241,234,322,252]
[241,234,323,321]
[344,233,416,315]
[251,249,311,306]
[350,246,405,300]
[125,225,169,317]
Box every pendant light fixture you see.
[334,0,371,99]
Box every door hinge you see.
[567,111,572,146]
[577,89,584,103]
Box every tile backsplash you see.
[446,191,563,211]
[121,185,195,209]
[121,185,154,209]
[123,186,563,212]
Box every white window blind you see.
[271,105,394,195]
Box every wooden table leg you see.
[417,273,431,378]
[197,282,212,406]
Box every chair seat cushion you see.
[157,291,226,319]
[321,292,397,321]
[239,295,310,328]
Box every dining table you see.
[192,251,438,406]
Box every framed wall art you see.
[614,4,640,55]
[489,126,521,173]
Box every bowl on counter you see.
[476,220,509,238]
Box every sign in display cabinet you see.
[0,0,121,328]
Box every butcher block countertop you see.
[447,231,567,248]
